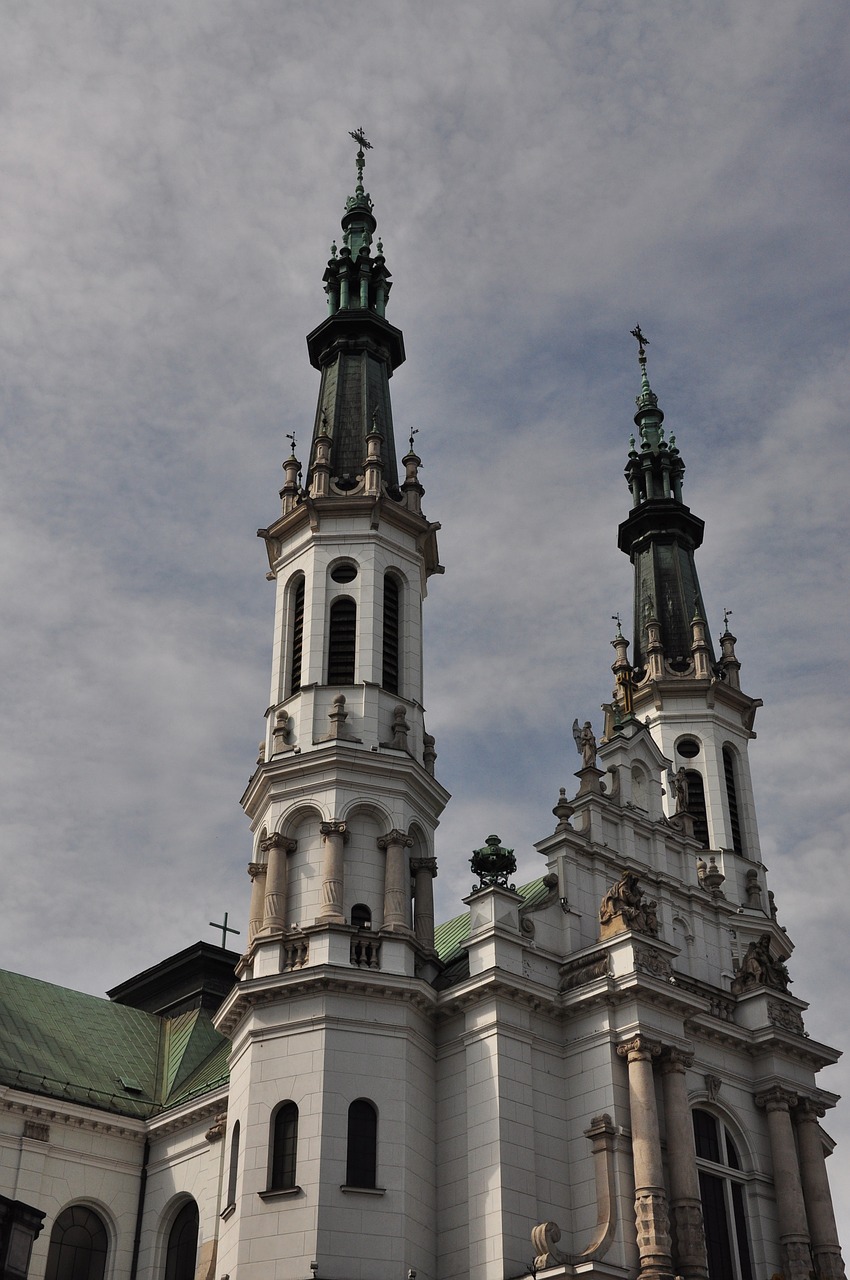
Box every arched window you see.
[685,770,709,848]
[226,1119,240,1209]
[269,1102,299,1191]
[351,902,372,930]
[382,574,400,695]
[346,1099,378,1188]
[289,577,305,696]
[327,597,356,684]
[164,1200,199,1280]
[692,1109,753,1280]
[722,746,743,853]
[45,1205,108,1280]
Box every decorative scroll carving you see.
[205,1113,227,1143]
[616,1034,663,1063]
[731,933,790,995]
[767,1000,805,1035]
[704,1074,722,1102]
[532,1114,617,1268]
[560,951,609,991]
[599,870,659,939]
[633,946,673,980]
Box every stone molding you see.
[320,821,349,842]
[658,1046,694,1074]
[617,1034,663,1063]
[560,950,610,991]
[260,834,297,855]
[409,856,437,875]
[633,945,673,981]
[768,999,805,1035]
[22,1120,50,1142]
[377,829,414,850]
[247,861,267,880]
[755,1085,799,1113]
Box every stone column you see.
[659,1050,709,1280]
[317,821,347,922]
[794,1099,847,1279]
[261,834,296,932]
[617,1036,674,1280]
[378,829,414,933]
[755,1087,811,1280]
[247,861,267,944]
[410,856,438,949]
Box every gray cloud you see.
[1,0,848,1225]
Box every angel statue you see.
[572,718,597,769]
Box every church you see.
[0,140,845,1280]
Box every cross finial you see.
[630,325,649,357]
[349,128,372,191]
[612,612,623,637]
[209,911,240,949]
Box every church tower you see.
[616,327,762,862]
[214,136,449,1280]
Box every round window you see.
[330,562,358,584]
[677,737,700,759]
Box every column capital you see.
[260,833,297,855]
[320,820,349,843]
[794,1096,827,1123]
[410,856,438,876]
[377,828,414,850]
[658,1046,694,1074]
[247,861,267,880]
[755,1085,799,1113]
[617,1034,663,1063]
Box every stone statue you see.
[731,933,790,994]
[671,766,689,813]
[573,718,597,768]
[599,870,659,938]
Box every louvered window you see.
[685,770,710,848]
[289,579,305,696]
[723,747,743,853]
[382,574,400,694]
[327,597,356,684]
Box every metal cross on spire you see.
[630,325,649,357]
[349,128,372,190]
[209,911,240,949]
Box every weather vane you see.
[408,427,419,452]
[723,607,733,631]
[630,325,649,357]
[612,612,623,636]
[349,128,372,189]
[349,127,372,151]
[286,431,297,456]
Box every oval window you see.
[330,562,358,584]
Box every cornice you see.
[0,1088,147,1139]
[216,964,440,1039]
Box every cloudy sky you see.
[2,0,848,1229]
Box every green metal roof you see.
[434,877,548,966]
[0,969,229,1119]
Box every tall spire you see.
[618,329,714,674]
[305,131,404,491]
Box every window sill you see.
[220,1203,236,1221]
[258,1187,302,1202]
[340,1184,386,1196]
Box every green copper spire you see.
[304,133,405,492]
[618,329,715,673]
